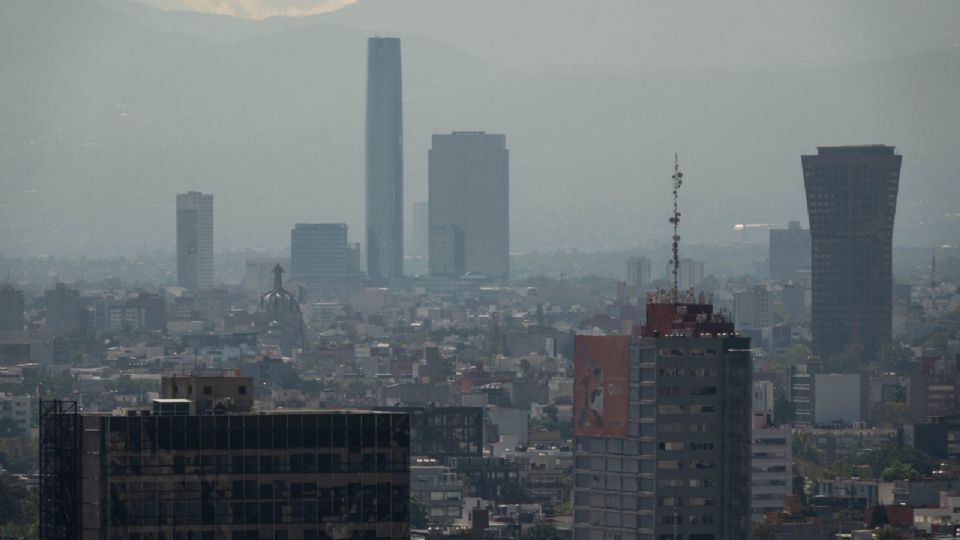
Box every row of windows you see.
[657,479,715,488]
[658,349,718,358]
[658,386,717,396]
[657,460,716,470]
[658,368,718,377]
[657,442,716,451]
[105,414,409,452]
[108,452,409,476]
[658,423,715,433]
[657,497,715,507]
[661,514,715,525]
[124,529,396,540]
[657,405,716,415]
[109,486,408,526]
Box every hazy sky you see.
[1,0,958,258]
[134,0,357,19]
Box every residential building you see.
[572,297,752,540]
[366,37,404,279]
[750,427,792,521]
[625,257,651,290]
[802,145,901,359]
[787,362,820,426]
[176,191,214,290]
[769,221,810,282]
[428,131,509,279]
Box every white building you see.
[751,427,792,521]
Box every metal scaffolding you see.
[39,400,80,540]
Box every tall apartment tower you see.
[291,224,350,283]
[0,284,24,331]
[626,257,652,289]
[769,221,811,282]
[802,145,901,359]
[365,37,404,279]
[428,132,509,279]
[573,297,752,539]
[176,191,214,290]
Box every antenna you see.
[669,154,684,303]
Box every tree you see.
[881,461,919,482]
[751,522,777,540]
[874,343,916,373]
[517,524,565,540]
[877,525,902,540]
[410,496,428,529]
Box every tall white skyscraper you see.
[365,37,404,279]
[428,131,509,279]
[176,191,213,289]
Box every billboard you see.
[574,335,630,438]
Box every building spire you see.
[272,264,284,290]
[669,154,684,303]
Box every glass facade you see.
[68,411,409,540]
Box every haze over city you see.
[4,3,960,540]
[2,0,959,258]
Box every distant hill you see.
[1,0,958,257]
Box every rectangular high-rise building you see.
[365,37,404,279]
[572,300,752,540]
[802,145,901,360]
[769,221,811,282]
[410,201,428,258]
[291,224,350,284]
[428,132,509,279]
[176,191,214,290]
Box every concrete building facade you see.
[572,300,752,540]
[291,224,351,284]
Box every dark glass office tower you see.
[365,37,404,280]
[802,145,901,360]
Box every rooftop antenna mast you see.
[669,154,684,303]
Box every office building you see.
[176,191,214,290]
[428,131,509,279]
[572,296,751,540]
[625,257,652,290]
[0,284,24,332]
[768,221,810,282]
[802,145,901,359]
[291,224,351,284]
[365,37,404,279]
[39,377,411,540]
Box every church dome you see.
[259,264,300,313]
